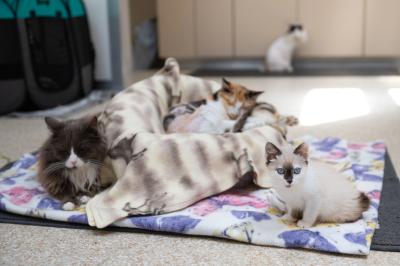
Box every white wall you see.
[83,0,112,81]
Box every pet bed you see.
[0,137,385,255]
[0,59,387,255]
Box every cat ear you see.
[248,90,263,99]
[85,115,98,129]
[222,78,230,86]
[265,142,282,164]
[44,117,64,132]
[293,143,309,162]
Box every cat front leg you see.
[222,120,236,132]
[62,202,76,211]
[242,117,268,131]
[281,205,296,223]
[79,195,91,204]
[297,199,320,228]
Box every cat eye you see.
[294,167,301,174]
[276,168,284,175]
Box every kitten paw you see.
[282,213,296,223]
[297,220,313,228]
[79,195,91,204]
[62,202,76,211]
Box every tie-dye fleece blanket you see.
[0,136,385,255]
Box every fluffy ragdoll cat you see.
[266,24,307,72]
[164,78,263,134]
[265,141,370,228]
[38,116,112,211]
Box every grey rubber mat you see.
[0,152,398,252]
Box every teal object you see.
[17,0,69,19]
[63,0,85,17]
[0,0,16,18]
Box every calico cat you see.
[164,78,263,134]
[266,24,307,72]
[264,141,370,228]
[38,115,111,211]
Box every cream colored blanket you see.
[86,58,290,228]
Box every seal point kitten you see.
[265,141,370,228]
[38,115,107,210]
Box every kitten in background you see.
[265,141,369,228]
[38,116,112,211]
[164,78,263,134]
[265,24,307,73]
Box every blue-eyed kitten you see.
[265,141,370,228]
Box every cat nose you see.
[70,160,77,166]
[285,178,293,184]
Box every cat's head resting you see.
[265,142,309,188]
[287,24,307,43]
[214,78,263,119]
[40,116,107,173]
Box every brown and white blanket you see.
[86,58,291,228]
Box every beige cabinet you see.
[365,0,400,56]
[157,0,195,58]
[195,0,233,57]
[156,0,400,59]
[234,0,297,57]
[297,0,364,57]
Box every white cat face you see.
[226,102,243,119]
[65,148,85,169]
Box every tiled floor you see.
[0,75,399,265]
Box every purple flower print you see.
[344,232,367,246]
[231,210,270,221]
[369,200,379,210]
[68,214,88,224]
[312,138,340,152]
[368,150,385,161]
[0,194,6,210]
[352,164,381,181]
[14,155,37,170]
[37,197,62,210]
[130,215,201,233]
[0,173,25,186]
[279,230,338,253]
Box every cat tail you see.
[358,192,370,212]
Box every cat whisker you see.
[43,163,65,174]
[87,160,104,169]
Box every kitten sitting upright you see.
[38,116,111,211]
[265,141,370,228]
[266,24,307,72]
[164,78,263,134]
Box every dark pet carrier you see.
[0,0,25,114]
[0,0,94,113]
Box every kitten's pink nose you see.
[70,160,77,166]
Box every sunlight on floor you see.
[388,88,400,106]
[299,88,370,126]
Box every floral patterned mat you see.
[0,137,385,255]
